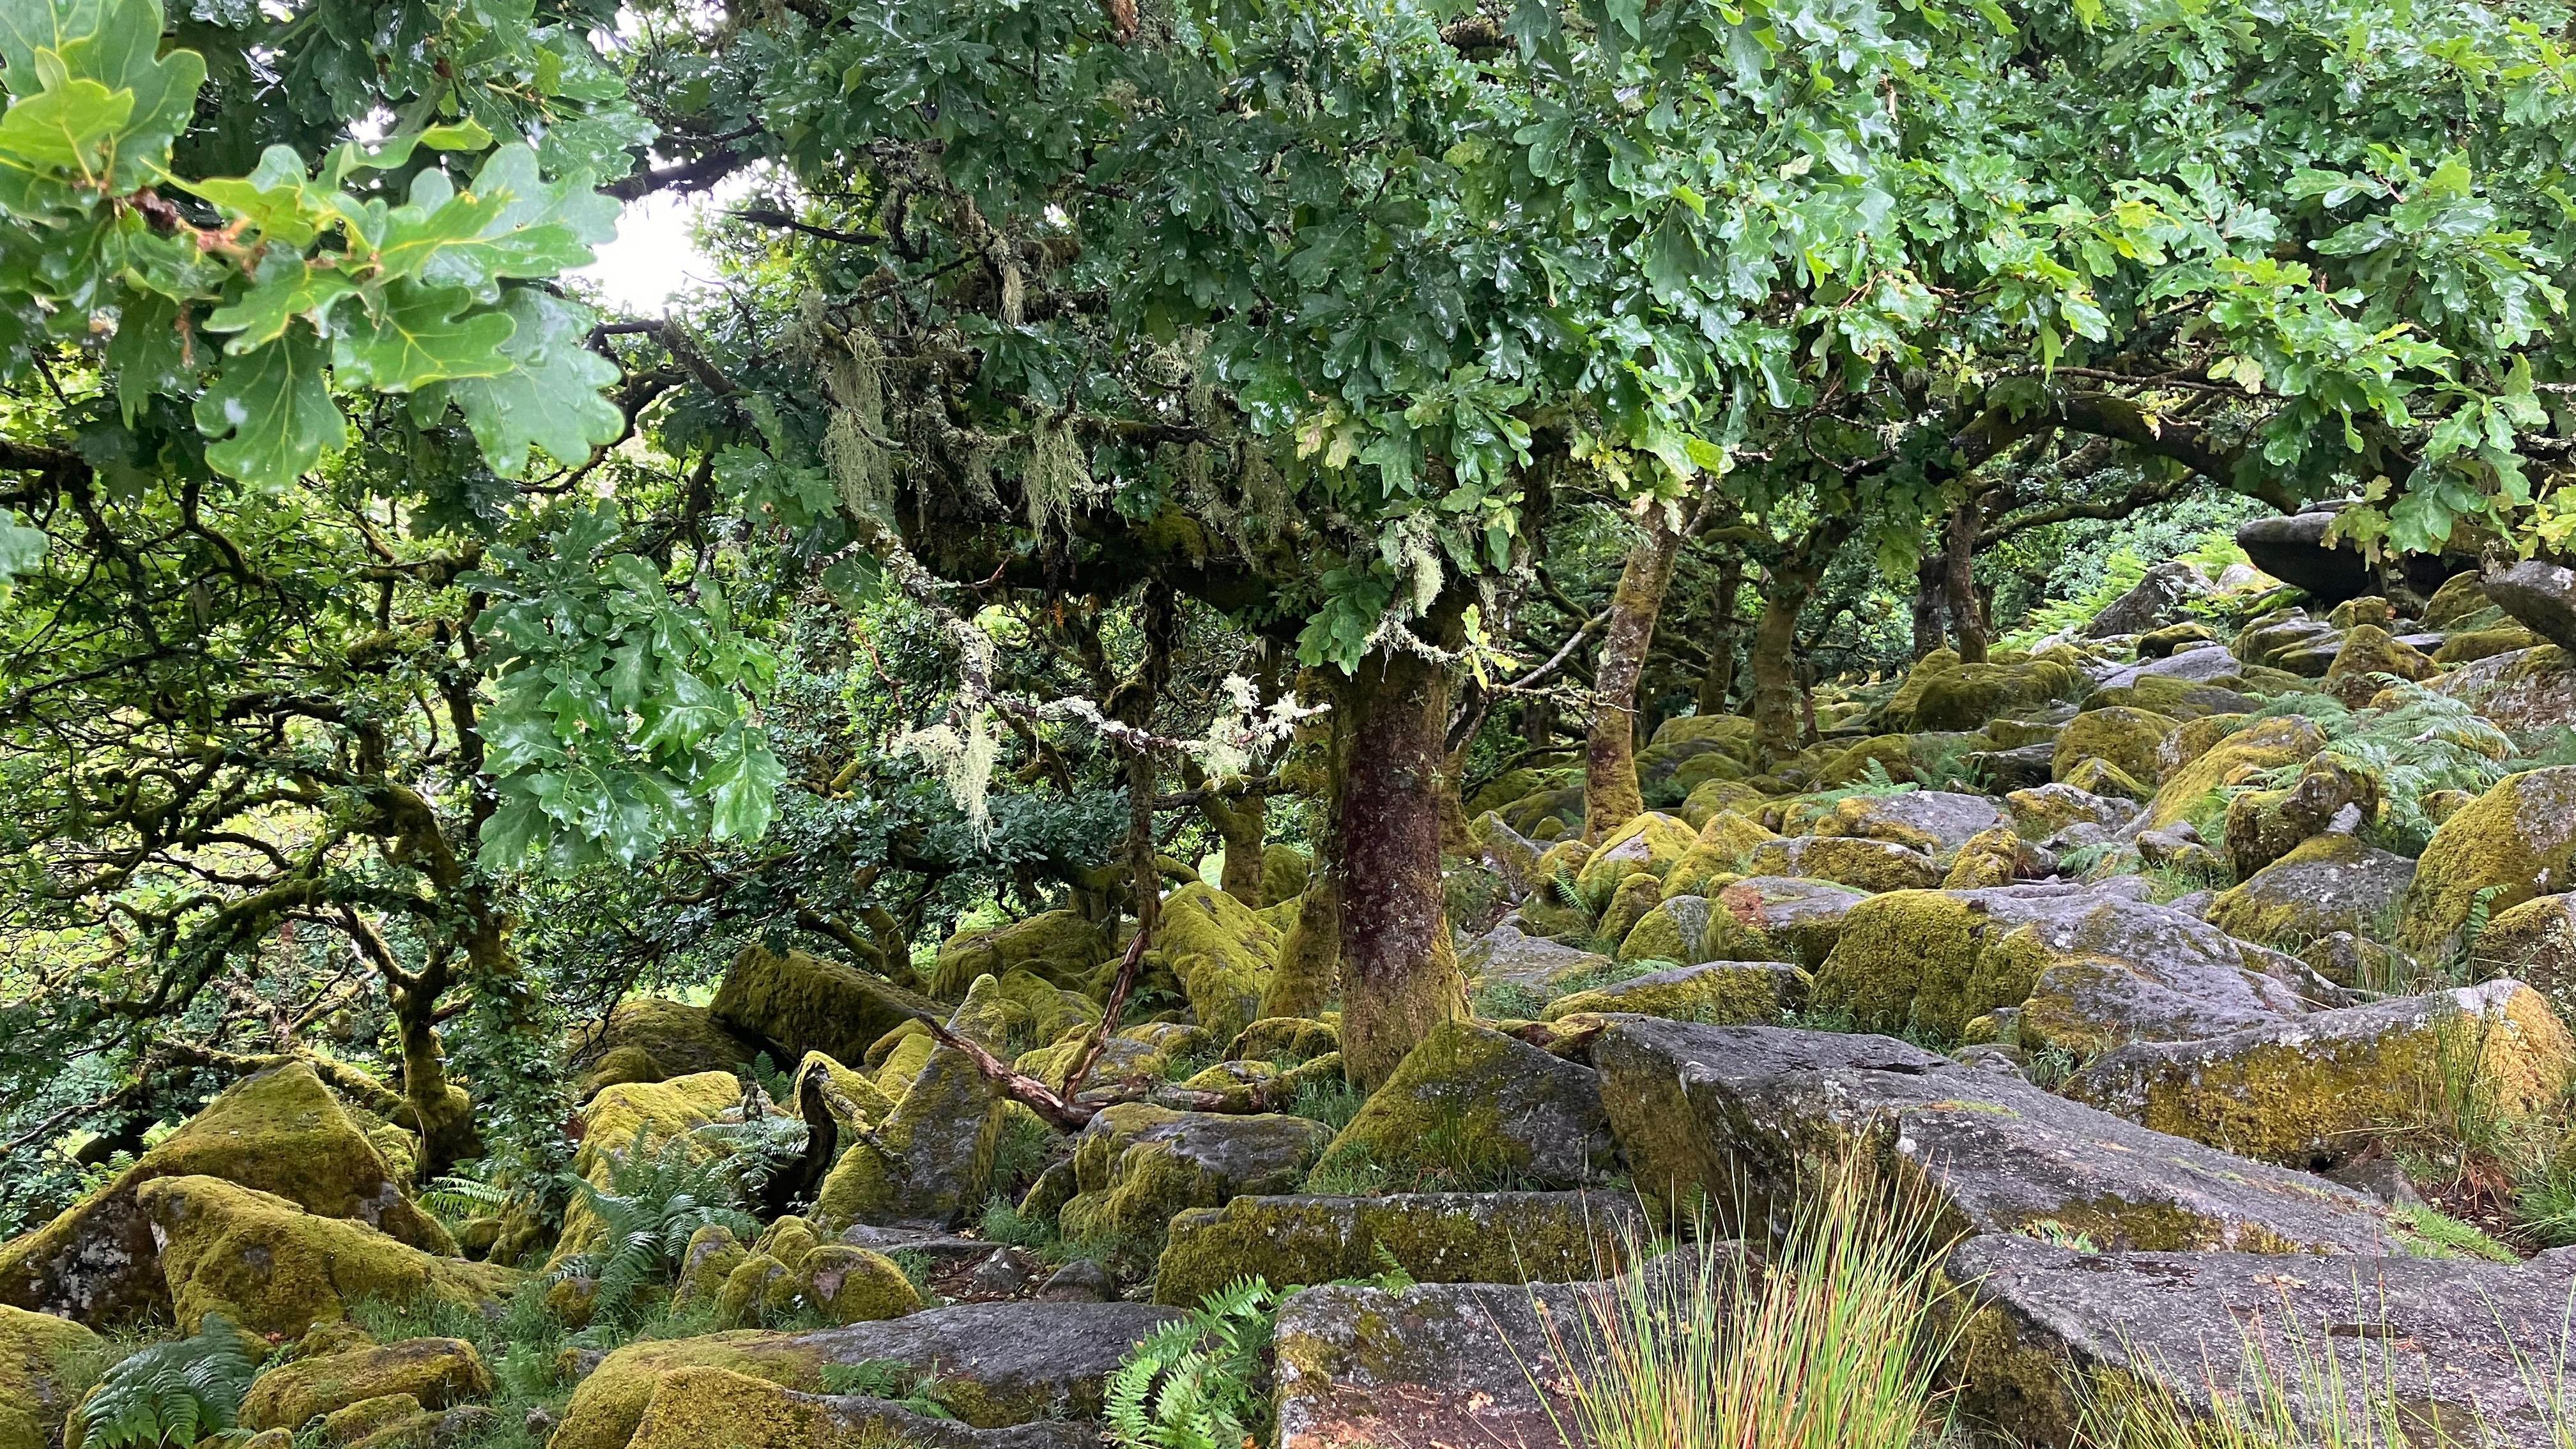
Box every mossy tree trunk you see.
[1584,515,1683,841]
[1333,646,1466,1089]
[1695,553,1743,716]
[1910,555,1946,660]
[1944,495,1989,664]
[1747,559,1820,762]
[1264,670,1344,1019]
[1191,769,1267,907]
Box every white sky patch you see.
[577,189,720,314]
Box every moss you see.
[2004,783,2115,838]
[1155,882,1286,1043]
[1811,892,2054,1042]
[1813,734,1918,787]
[1056,1104,1328,1271]
[2136,622,2221,657]
[1572,813,1697,906]
[871,1033,935,1098]
[1313,1020,1608,1190]
[1597,872,1667,951]
[711,944,944,1062]
[2141,714,2326,835]
[240,1337,490,1431]
[319,1393,426,1446]
[1700,878,1866,969]
[619,1365,926,1449]
[0,1305,98,1446]
[2051,708,2179,788]
[813,1039,1004,1230]
[2327,623,2436,684]
[552,1071,743,1267]
[1614,902,1696,964]
[555,1334,854,1449]
[2058,756,2149,802]
[671,1225,747,1313]
[2423,571,2492,629]
[2399,768,2576,956]
[2434,625,2543,665]
[0,1064,453,1327]
[136,1176,517,1338]
[2069,984,2575,1166]
[1741,835,1942,893]
[931,909,1110,999]
[2389,1204,2518,1262]
[572,999,762,1098]
[1542,962,1795,1024]
[1942,828,2023,890]
[1152,1192,1641,1307]
[1228,1016,1340,1064]
[1896,659,2083,732]
[1680,778,1768,828]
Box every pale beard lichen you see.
[823,336,893,519]
[896,705,1002,841]
[1024,417,1095,539]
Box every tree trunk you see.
[1911,555,1946,661]
[1696,555,1743,715]
[390,987,477,1174]
[1264,671,1344,1020]
[1945,498,1988,664]
[1583,516,1683,841]
[1192,769,1267,908]
[1335,648,1466,1089]
[1747,562,1820,762]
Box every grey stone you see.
[1943,1233,2576,1448]
[2237,508,2373,602]
[1153,1191,1648,1307]
[2435,645,2576,731]
[1462,921,1614,995]
[1594,1020,2403,1255]
[1807,789,2011,857]
[1741,834,1941,891]
[1701,875,1874,967]
[2085,560,2212,638]
[1967,741,2058,792]
[1321,1020,1617,1189]
[1036,1260,1113,1302]
[2205,838,2418,946]
[2097,645,2250,691]
[2487,558,2576,652]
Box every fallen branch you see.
[1059,926,1153,1100]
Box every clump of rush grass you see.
[1525,1146,1963,1449]
[2077,1309,2481,1448]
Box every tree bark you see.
[1583,515,1683,841]
[1191,766,1267,907]
[1910,555,1946,661]
[1264,672,1344,1020]
[1334,647,1466,1089]
[1944,496,1988,664]
[1747,560,1821,762]
[1696,555,1743,715]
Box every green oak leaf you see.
[0,76,129,173]
[203,261,356,350]
[0,0,103,92]
[186,143,326,247]
[443,288,622,475]
[57,0,199,169]
[332,280,516,391]
[191,325,346,488]
[700,724,784,843]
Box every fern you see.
[819,1358,958,1420]
[553,1124,762,1317]
[2243,684,2515,854]
[1544,866,1584,910]
[418,1171,510,1227]
[73,1314,259,1449]
[1105,1277,1277,1449]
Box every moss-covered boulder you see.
[2004,783,2135,838]
[2057,756,2149,802]
[2091,673,2257,721]
[813,1029,1004,1230]
[933,911,1112,999]
[1701,876,1871,968]
[1570,812,1696,907]
[1678,778,1768,829]
[1613,896,1710,965]
[2219,758,2380,878]
[1594,1020,2405,1255]
[1154,1191,1645,1308]
[1315,1021,1614,1189]
[2397,767,2576,958]
[551,1302,1183,1449]
[1054,1104,1329,1270]
[2324,623,2437,703]
[0,1305,99,1449]
[554,1071,745,1265]
[1807,791,2009,861]
[797,1245,923,1326]
[1541,960,1798,1024]
[1740,835,1940,893]
[240,1337,489,1432]
[2205,833,2416,947]
[2136,622,2221,658]
[2140,714,2326,835]
[618,1365,1096,1449]
[136,1177,516,1337]
[1594,871,1665,952]
[0,1064,451,1326]
[1889,658,2084,733]
[571,998,763,1099]
[2050,708,2178,788]
[2066,981,2576,1167]
[2434,624,2544,665]
[2476,894,2576,1009]
[1153,882,1287,1043]
[712,944,943,1065]
[672,1224,749,1313]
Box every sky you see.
[572,187,727,314]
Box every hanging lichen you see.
[824,333,894,519]
[895,704,1001,841]
[1385,512,1445,615]
[1024,417,1094,538]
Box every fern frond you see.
[75,1313,259,1449]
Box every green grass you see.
[1286,1077,1365,1133]
[1526,1144,1963,1449]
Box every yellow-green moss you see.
[2435,625,2543,665]
[932,909,1110,999]
[672,1224,747,1312]
[1151,1193,1641,1307]
[0,1304,98,1446]
[2398,768,2576,956]
[711,944,942,1061]
[1942,828,2023,889]
[1614,902,1696,964]
[2059,756,2149,802]
[136,1177,517,1338]
[1680,778,1769,828]
[1742,835,1942,893]
[1597,873,1666,951]
[1811,893,2056,1041]
[1542,962,1792,1023]
[572,999,761,1098]
[1572,813,1698,906]
[2142,715,2326,834]
[1156,882,1285,1043]
[813,1041,1003,1230]
[872,1032,935,1097]
[554,1071,742,1266]
[2052,708,2179,787]
[240,1338,491,1431]
[2327,623,2436,684]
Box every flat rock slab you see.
[1944,1233,2576,1448]
[1593,1020,2401,1255]
[2064,980,2576,1168]
[553,1301,1181,1449]
[1273,1254,1725,1449]
[1156,1191,1647,1307]
[625,1365,1098,1449]
[1462,922,1614,993]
